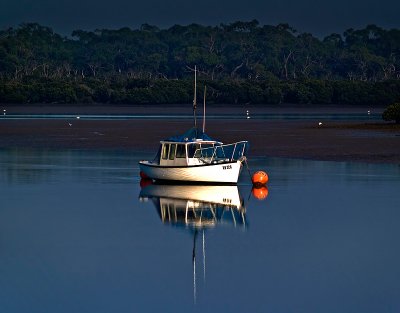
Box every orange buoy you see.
[252,171,268,186]
[140,171,149,179]
[252,186,269,200]
[140,178,153,188]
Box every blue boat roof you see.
[165,127,216,143]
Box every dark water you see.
[0,148,399,313]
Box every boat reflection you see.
[139,183,248,303]
[139,184,247,229]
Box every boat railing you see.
[194,141,248,163]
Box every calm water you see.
[0,148,399,313]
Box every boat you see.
[139,128,248,183]
[139,67,249,184]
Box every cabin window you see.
[188,143,201,157]
[169,144,176,160]
[162,144,169,160]
[176,144,186,158]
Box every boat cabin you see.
[158,140,220,166]
[150,127,248,167]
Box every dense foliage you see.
[1,21,400,105]
[382,103,400,123]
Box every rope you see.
[242,156,252,180]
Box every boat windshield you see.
[192,141,248,162]
[194,143,214,158]
[187,143,217,158]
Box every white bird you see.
[318,122,323,126]
[68,123,72,126]
[76,116,80,119]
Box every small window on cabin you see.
[162,144,169,160]
[188,143,201,157]
[176,144,186,158]
[169,144,176,160]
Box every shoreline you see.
[0,104,386,115]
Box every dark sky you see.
[1,0,399,37]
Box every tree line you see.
[1,21,400,105]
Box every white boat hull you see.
[139,160,243,183]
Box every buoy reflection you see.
[252,186,269,200]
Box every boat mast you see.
[193,66,197,129]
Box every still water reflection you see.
[0,148,399,313]
[140,184,247,303]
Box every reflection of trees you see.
[251,157,400,187]
[0,149,135,185]
[1,149,56,184]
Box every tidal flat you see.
[0,105,398,164]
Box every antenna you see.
[202,85,206,133]
[193,66,197,129]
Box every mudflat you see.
[0,105,399,164]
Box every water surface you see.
[0,149,399,313]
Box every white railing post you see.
[231,143,237,161]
